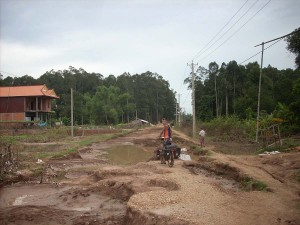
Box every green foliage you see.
[286,27,300,69]
[3,67,176,125]
[289,78,300,126]
[241,177,269,191]
[2,128,69,144]
[186,59,300,135]
[190,145,209,155]
[203,116,256,141]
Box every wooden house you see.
[0,84,59,127]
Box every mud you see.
[1,126,300,225]
[0,183,127,225]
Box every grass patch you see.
[295,170,300,183]
[190,145,209,156]
[241,177,269,191]
[31,165,45,177]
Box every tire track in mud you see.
[1,126,299,225]
[0,127,191,225]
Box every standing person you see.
[159,118,172,147]
[158,118,172,164]
[199,128,206,147]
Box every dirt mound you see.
[92,168,136,181]
[0,205,126,225]
[134,138,159,147]
[125,207,190,225]
[78,147,93,154]
[130,162,171,175]
[146,178,179,191]
[91,180,134,201]
[183,160,270,192]
[55,151,82,160]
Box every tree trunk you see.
[226,90,228,117]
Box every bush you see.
[202,116,256,142]
[241,177,269,191]
[190,145,208,155]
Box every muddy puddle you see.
[0,183,127,225]
[0,183,126,212]
[107,145,153,165]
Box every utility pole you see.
[215,72,218,117]
[156,90,159,123]
[71,88,74,137]
[253,29,300,142]
[175,102,178,125]
[188,60,198,138]
[255,42,264,142]
[178,94,181,127]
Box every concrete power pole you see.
[71,88,74,137]
[255,42,264,142]
[175,102,178,125]
[188,61,198,138]
[178,94,181,127]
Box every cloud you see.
[1,0,299,114]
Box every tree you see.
[289,78,300,126]
[208,62,219,117]
[286,27,300,69]
[91,86,121,125]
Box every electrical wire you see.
[198,0,272,62]
[238,37,283,65]
[0,70,19,77]
[177,64,189,95]
[192,0,257,61]
[182,90,191,106]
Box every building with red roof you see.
[0,84,59,127]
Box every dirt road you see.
[0,126,299,225]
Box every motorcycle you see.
[155,142,181,167]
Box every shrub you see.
[190,145,208,155]
[241,177,269,191]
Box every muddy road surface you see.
[0,126,299,225]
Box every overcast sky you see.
[0,0,299,114]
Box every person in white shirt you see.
[199,128,206,147]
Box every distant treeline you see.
[1,61,300,130]
[0,68,176,125]
[185,61,300,132]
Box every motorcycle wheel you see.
[168,151,174,167]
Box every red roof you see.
[0,85,59,99]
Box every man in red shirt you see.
[159,118,172,147]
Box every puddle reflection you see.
[107,145,153,165]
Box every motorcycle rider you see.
[159,118,172,147]
[157,119,172,164]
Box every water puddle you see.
[0,183,126,213]
[107,145,153,165]
[13,194,33,206]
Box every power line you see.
[239,28,300,65]
[198,0,272,63]
[254,28,300,47]
[238,38,283,65]
[177,64,189,95]
[193,0,258,61]
[0,70,19,77]
[182,90,191,105]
